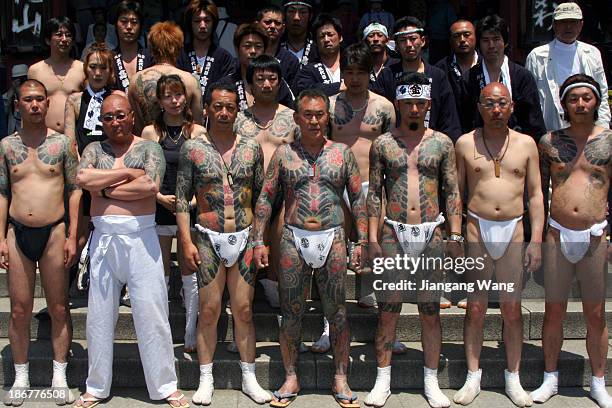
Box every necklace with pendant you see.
[482,129,510,178]
[297,139,326,177]
[209,134,236,187]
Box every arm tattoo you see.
[252,142,264,208]
[0,142,10,198]
[61,135,80,191]
[417,132,445,221]
[584,130,612,167]
[253,146,283,241]
[538,135,552,212]
[367,138,384,218]
[123,140,166,186]
[79,142,115,170]
[344,147,368,241]
[176,140,196,214]
[439,137,462,216]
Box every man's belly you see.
[46,93,69,132]
[90,197,156,217]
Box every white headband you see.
[394,28,424,38]
[396,84,431,100]
[560,82,601,100]
[363,23,388,39]
[284,1,312,8]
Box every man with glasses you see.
[28,17,85,133]
[74,94,189,408]
[454,82,544,407]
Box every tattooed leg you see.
[195,233,224,365]
[227,245,257,362]
[314,229,349,374]
[277,227,309,390]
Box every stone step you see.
[2,298,610,343]
[0,338,607,389]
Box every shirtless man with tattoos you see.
[0,80,79,407]
[531,74,612,408]
[232,55,296,309]
[253,89,367,408]
[28,17,85,133]
[314,42,397,355]
[128,21,203,135]
[454,83,544,407]
[74,94,188,408]
[176,83,271,405]
[365,72,462,408]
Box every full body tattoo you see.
[176,137,264,286]
[253,141,367,375]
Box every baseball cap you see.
[553,2,583,20]
[11,64,28,78]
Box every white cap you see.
[553,2,582,20]
[363,22,388,39]
[11,64,28,78]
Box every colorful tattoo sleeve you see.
[344,147,368,241]
[176,140,196,214]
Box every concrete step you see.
[0,298,533,343]
[0,338,607,389]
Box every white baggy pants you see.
[85,215,177,400]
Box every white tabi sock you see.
[505,369,533,407]
[365,366,391,407]
[3,363,29,406]
[51,360,75,404]
[530,370,558,403]
[424,367,450,408]
[193,363,214,405]
[240,361,272,403]
[453,369,481,405]
[182,273,199,350]
[590,375,612,408]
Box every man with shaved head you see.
[128,21,203,135]
[454,82,544,407]
[0,79,80,406]
[74,94,188,407]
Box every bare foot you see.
[166,390,189,407]
[73,393,104,408]
[332,375,358,406]
[272,376,300,405]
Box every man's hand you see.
[254,245,269,269]
[182,241,201,271]
[368,242,382,269]
[0,239,8,270]
[524,241,542,273]
[64,237,77,267]
[446,240,464,259]
[158,194,176,212]
[350,245,363,273]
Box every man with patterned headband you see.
[371,16,461,141]
[362,22,399,82]
[365,72,462,408]
[281,0,319,69]
[454,82,544,407]
[531,74,612,408]
[253,88,367,407]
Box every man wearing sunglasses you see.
[74,94,189,408]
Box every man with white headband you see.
[362,22,399,81]
[532,73,612,407]
[526,2,610,132]
[465,15,546,141]
[371,16,461,141]
[365,72,463,408]
[454,82,544,407]
[253,89,366,408]
[281,0,319,69]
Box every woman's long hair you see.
[154,75,194,142]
